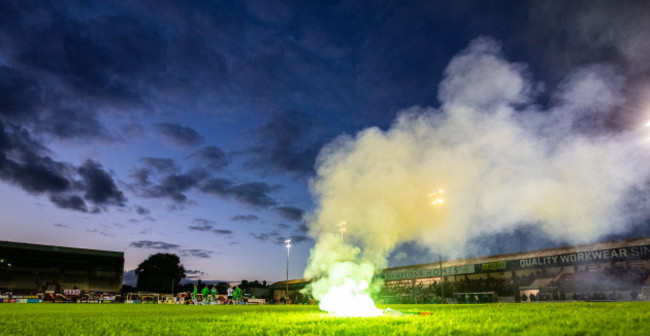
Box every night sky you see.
[2,1,650,284]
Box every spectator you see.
[201,285,209,305]
[192,285,198,305]
[227,286,233,304]
[233,286,243,305]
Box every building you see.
[271,237,650,303]
[380,237,650,302]
[0,241,124,295]
[270,278,309,304]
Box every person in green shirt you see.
[201,285,209,305]
[233,286,242,305]
[210,285,217,304]
[192,284,198,305]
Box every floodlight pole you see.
[439,247,445,304]
[429,190,446,304]
[285,239,291,304]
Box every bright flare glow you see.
[318,278,383,317]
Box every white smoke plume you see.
[303,37,650,314]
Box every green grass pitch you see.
[1,302,649,335]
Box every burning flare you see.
[318,277,383,317]
[303,234,384,317]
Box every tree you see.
[135,253,186,294]
[249,280,264,288]
[216,282,229,294]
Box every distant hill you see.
[179,279,233,285]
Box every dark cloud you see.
[291,235,310,243]
[231,214,259,222]
[275,223,290,229]
[86,228,112,237]
[277,235,310,245]
[0,4,154,140]
[136,206,150,215]
[13,1,166,74]
[213,229,233,235]
[12,156,70,193]
[129,168,152,187]
[129,158,180,188]
[230,182,279,207]
[140,158,179,174]
[130,157,280,207]
[131,156,279,207]
[193,218,212,225]
[2,1,645,148]
[52,223,69,228]
[274,206,304,221]
[36,108,112,141]
[250,231,280,242]
[189,223,213,231]
[155,122,204,147]
[78,160,126,207]
[11,155,70,193]
[129,240,180,250]
[129,241,214,259]
[250,231,309,245]
[189,218,214,231]
[187,146,229,170]
[50,194,88,212]
[0,123,124,213]
[0,66,42,119]
[243,110,325,175]
[144,170,208,203]
[199,178,233,195]
[180,249,214,259]
[201,179,280,208]
[184,269,206,279]
[296,223,308,233]
[0,123,71,193]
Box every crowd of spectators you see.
[454,277,514,296]
[379,276,513,303]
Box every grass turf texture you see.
[1,302,649,335]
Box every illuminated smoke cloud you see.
[303,37,650,314]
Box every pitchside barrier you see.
[0,298,43,303]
